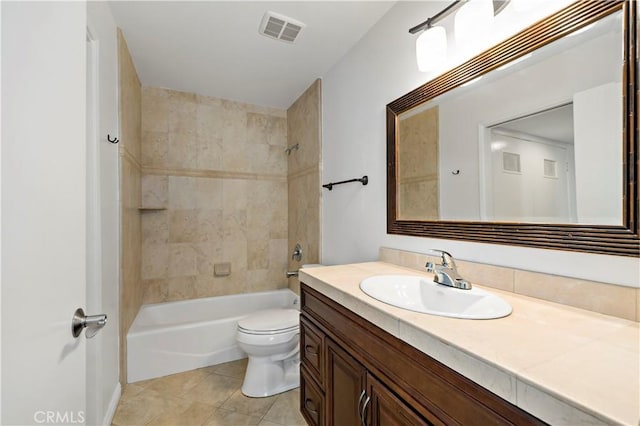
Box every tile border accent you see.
[142,166,286,182]
[380,247,639,322]
[287,164,319,180]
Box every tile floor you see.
[112,359,307,426]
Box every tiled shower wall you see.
[118,29,143,384]
[139,87,289,303]
[287,80,322,293]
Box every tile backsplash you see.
[380,247,639,321]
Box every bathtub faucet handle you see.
[292,243,303,261]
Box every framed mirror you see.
[387,0,638,257]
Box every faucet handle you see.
[427,249,456,270]
[425,262,436,273]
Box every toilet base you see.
[241,355,300,398]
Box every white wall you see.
[87,2,121,425]
[573,82,623,225]
[322,1,639,287]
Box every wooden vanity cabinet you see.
[299,283,547,426]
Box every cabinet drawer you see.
[301,367,325,426]
[301,317,324,385]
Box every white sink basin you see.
[360,275,512,319]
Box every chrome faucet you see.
[425,250,472,290]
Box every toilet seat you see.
[237,309,299,335]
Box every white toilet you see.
[236,308,300,397]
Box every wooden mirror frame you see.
[387,0,638,257]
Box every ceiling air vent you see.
[259,11,305,43]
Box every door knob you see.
[71,308,107,338]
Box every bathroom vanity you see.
[300,284,543,425]
[299,262,639,426]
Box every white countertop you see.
[299,262,640,426]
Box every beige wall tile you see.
[398,250,429,271]
[379,247,401,265]
[196,209,223,243]
[142,211,169,245]
[222,179,247,212]
[194,275,216,298]
[169,210,199,243]
[247,269,271,293]
[248,144,287,175]
[168,92,197,134]
[196,178,222,210]
[247,239,269,270]
[222,139,248,172]
[118,29,143,384]
[138,86,290,306]
[197,102,223,138]
[142,131,169,168]
[223,210,247,240]
[287,80,321,175]
[288,279,301,295]
[197,135,223,170]
[143,279,169,304]
[223,238,248,271]
[168,243,198,278]
[194,241,223,276]
[142,243,169,280]
[287,80,321,296]
[214,271,248,296]
[142,89,169,133]
[168,176,196,209]
[168,276,197,301]
[167,131,198,169]
[247,113,287,147]
[141,175,168,208]
[515,270,637,321]
[118,30,142,164]
[457,260,514,292]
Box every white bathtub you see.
[127,289,299,383]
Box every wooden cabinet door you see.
[327,339,367,426]
[301,366,325,426]
[367,373,432,426]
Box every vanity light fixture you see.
[455,0,495,46]
[416,26,447,72]
[410,0,511,72]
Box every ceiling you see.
[497,104,574,145]
[109,1,396,109]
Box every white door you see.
[2,2,90,424]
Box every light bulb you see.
[455,0,494,47]
[416,26,447,72]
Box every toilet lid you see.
[238,309,299,334]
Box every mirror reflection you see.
[397,10,622,225]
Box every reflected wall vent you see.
[259,11,305,43]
